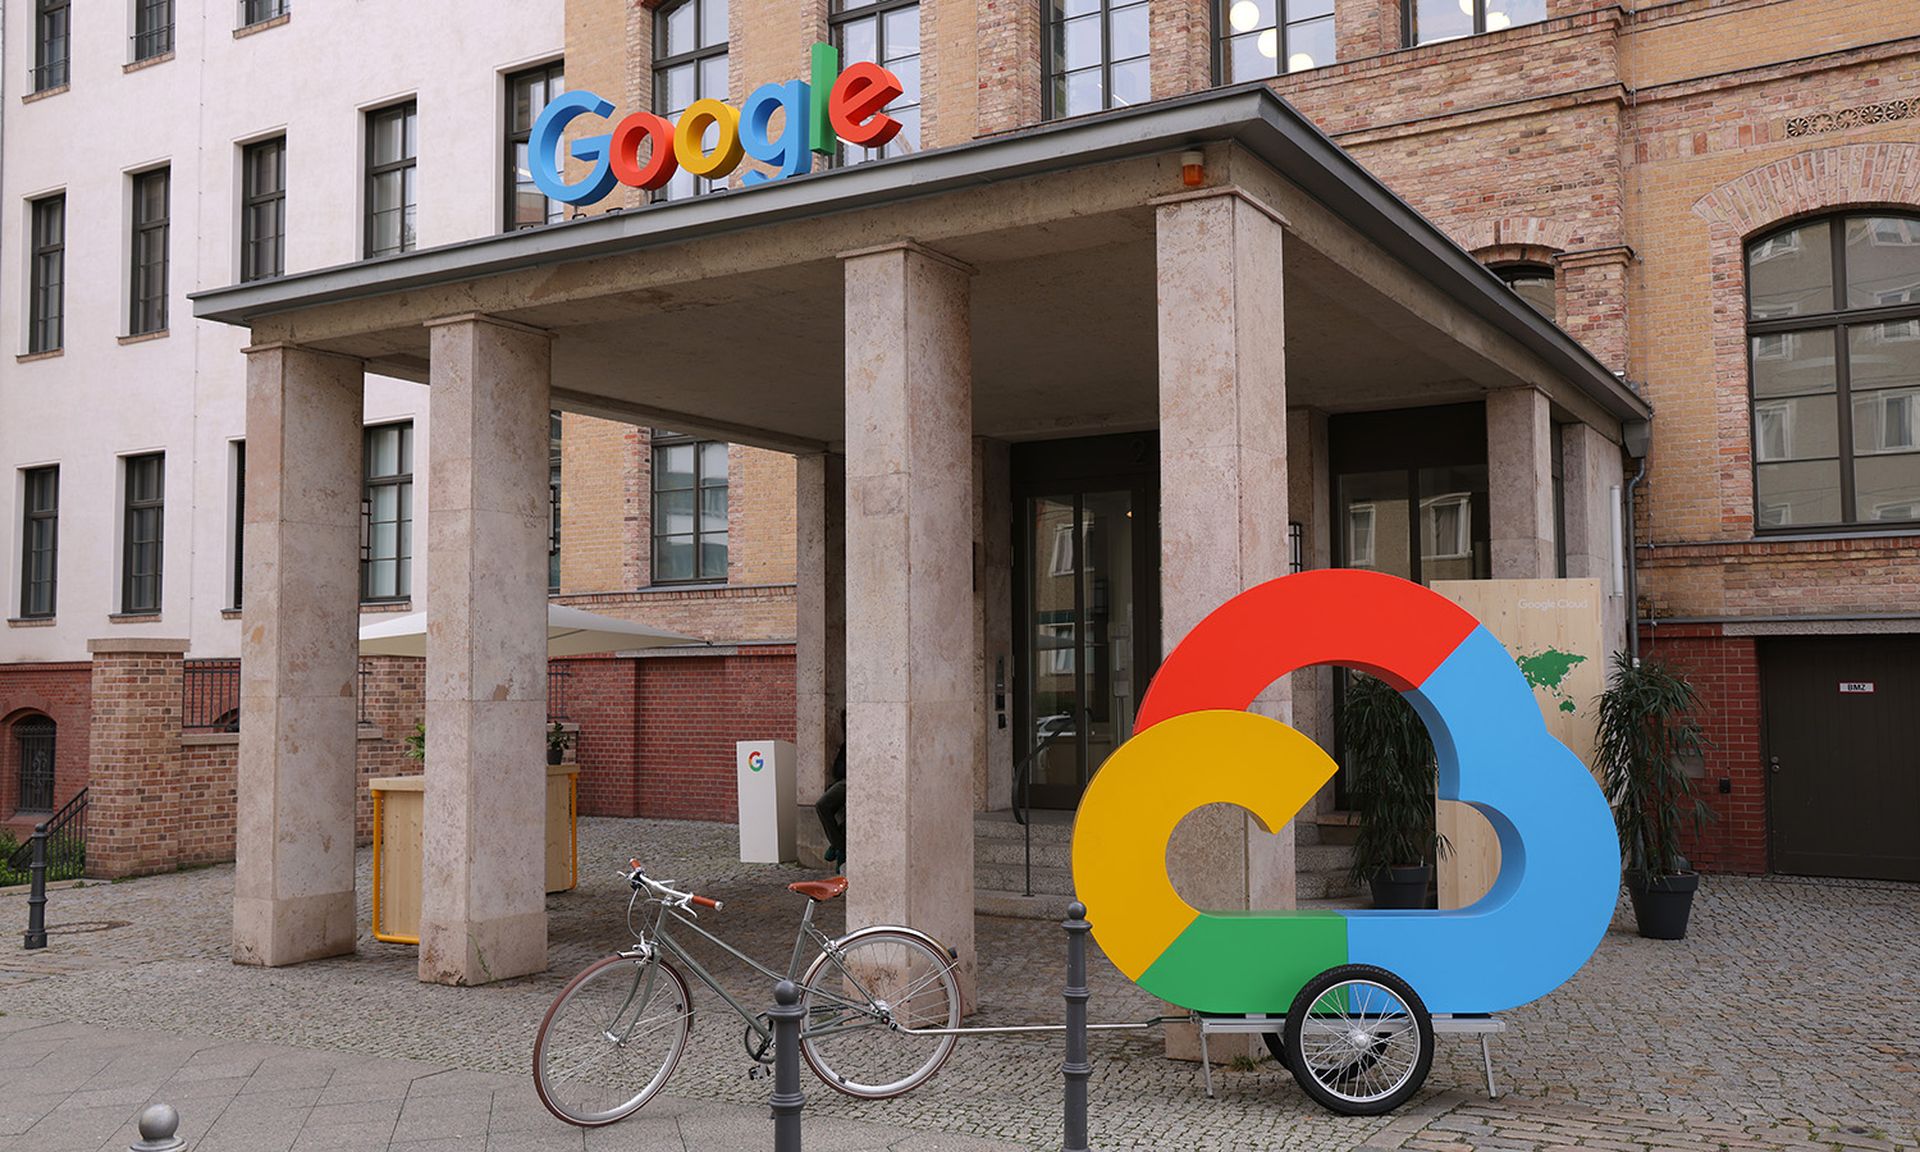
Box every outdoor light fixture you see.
[1180,150,1206,187]
[1229,0,1261,32]
[1258,28,1278,58]
[1289,53,1315,71]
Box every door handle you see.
[1768,756,1781,773]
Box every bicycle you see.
[533,861,963,1127]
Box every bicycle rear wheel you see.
[799,928,959,1098]
[533,952,693,1127]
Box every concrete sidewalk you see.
[0,1014,1023,1152]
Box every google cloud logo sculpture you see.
[1073,569,1619,1022]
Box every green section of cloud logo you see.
[1516,648,1588,713]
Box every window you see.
[241,137,285,281]
[1421,493,1472,560]
[14,716,56,813]
[20,467,58,619]
[122,453,165,615]
[1495,263,1555,319]
[653,0,729,201]
[230,442,246,610]
[33,0,69,91]
[1747,214,1920,529]
[1405,0,1545,46]
[549,412,562,591]
[28,196,64,354]
[1047,0,1149,119]
[134,0,173,60]
[130,168,170,335]
[1219,0,1335,80]
[241,0,288,27]
[366,102,417,257]
[362,423,413,601]
[651,432,728,582]
[507,61,566,230]
[832,1,920,163]
[1346,504,1376,568]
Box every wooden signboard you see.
[1430,578,1606,909]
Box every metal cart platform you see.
[1195,1012,1508,1099]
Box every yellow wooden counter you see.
[369,764,579,945]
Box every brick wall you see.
[633,645,796,821]
[0,660,92,837]
[355,656,426,841]
[86,642,188,879]
[1638,625,1767,874]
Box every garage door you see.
[1760,636,1920,882]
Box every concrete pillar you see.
[233,343,364,968]
[794,451,846,868]
[1561,422,1627,653]
[1487,387,1556,578]
[1154,188,1290,1058]
[973,437,1013,813]
[419,314,552,986]
[841,242,978,1005]
[1286,409,1336,805]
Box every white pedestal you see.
[736,740,797,863]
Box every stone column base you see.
[418,910,548,987]
[232,891,356,968]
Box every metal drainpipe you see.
[1624,453,1648,664]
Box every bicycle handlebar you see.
[626,860,723,912]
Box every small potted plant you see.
[404,721,425,763]
[547,721,577,766]
[1343,673,1449,909]
[1594,651,1713,940]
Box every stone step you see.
[1296,869,1363,901]
[976,888,1078,921]
[974,812,1072,842]
[974,860,1076,896]
[974,836,1072,869]
[1295,842,1356,875]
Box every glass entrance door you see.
[1019,488,1148,809]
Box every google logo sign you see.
[1074,569,1619,1018]
[746,751,766,773]
[530,42,903,206]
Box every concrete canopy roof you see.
[192,83,1650,450]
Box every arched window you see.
[1405,0,1545,47]
[12,715,55,813]
[1747,213,1920,529]
[1219,0,1335,81]
[653,0,729,201]
[1493,262,1555,319]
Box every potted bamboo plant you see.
[1343,673,1448,909]
[1594,651,1713,940]
[547,721,577,766]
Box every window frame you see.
[19,466,59,620]
[240,0,288,28]
[1493,261,1556,320]
[361,422,414,603]
[364,100,418,259]
[652,0,730,201]
[33,0,69,91]
[28,195,65,354]
[1043,0,1152,122]
[129,167,171,336]
[649,430,729,585]
[241,136,286,282]
[1745,212,1920,533]
[230,441,246,610]
[121,453,165,616]
[133,0,174,61]
[1214,0,1337,82]
[505,60,567,232]
[829,0,921,165]
[1402,0,1542,47]
[549,412,562,592]
[13,716,57,814]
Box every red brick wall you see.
[88,647,186,879]
[568,656,641,816]
[1637,625,1767,874]
[625,647,797,822]
[355,656,426,842]
[177,742,238,867]
[0,661,92,837]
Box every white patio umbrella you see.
[358,602,703,658]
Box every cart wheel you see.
[1282,964,1433,1116]
[1260,1032,1291,1072]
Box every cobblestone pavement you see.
[1,817,1915,1152]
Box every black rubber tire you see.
[1261,1031,1292,1071]
[1282,963,1434,1116]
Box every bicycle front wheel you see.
[799,928,960,1098]
[533,952,693,1127]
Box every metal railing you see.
[29,59,69,92]
[238,0,287,26]
[130,23,173,60]
[5,787,86,885]
[548,664,572,722]
[1011,713,1075,897]
[182,659,241,732]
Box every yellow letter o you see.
[675,98,745,180]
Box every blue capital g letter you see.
[530,90,619,206]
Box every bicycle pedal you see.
[747,1065,767,1081]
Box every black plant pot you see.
[547,747,564,766]
[1368,865,1432,910]
[1626,871,1699,939]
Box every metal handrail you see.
[6,787,87,879]
[1012,713,1075,897]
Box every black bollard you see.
[770,979,804,1152]
[23,823,48,950]
[1063,901,1091,1152]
